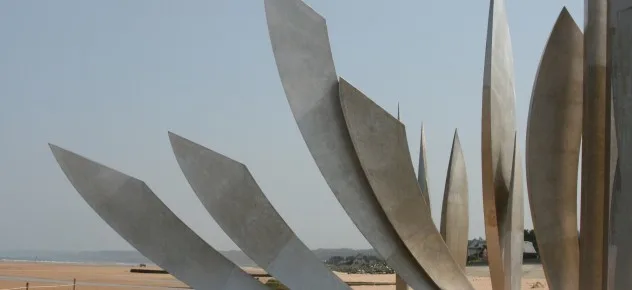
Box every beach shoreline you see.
[0,261,548,290]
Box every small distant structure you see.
[467,238,487,261]
[523,241,538,260]
[467,239,539,263]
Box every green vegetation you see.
[325,254,393,274]
[265,279,289,290]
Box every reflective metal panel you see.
[610,6,632,290]
[525,8,582,290]
[49,145,267,290]
[440,130,469,270]
[418,124,431,212]
[264,0,436,288]
[338,79,473,290]
[169,133,350,290]
[481,0,520,288]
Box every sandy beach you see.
[0,261,548,290]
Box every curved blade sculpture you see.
[611,6,632,289]
[525,8,583,290]
[264,0,437,289]
[418,124,431,213]
[168,132,351,290]
[440,130,469,269]
[579,0,610,288]
[481,0,522,288]
[338,78,474,289]
[504,134,524,290]
[48,145,268,290]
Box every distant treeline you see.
[1,231,541,268]
[324,254,393,274]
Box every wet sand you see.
[0,261,548,290]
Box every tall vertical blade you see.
[338,78,473,290]
[264,0,436,288]
[504,133,524,290]
[440,129,469,270]
[607,8,627,275]
[525,8,582,290]
[480,0,519,288]
[579,0,610,288]
[168,132,351,290]
[610,6,632,289]
[418,124,431,213]
[49,144,267,290]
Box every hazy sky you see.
[0,0,583,252]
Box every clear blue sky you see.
[0,0,583,251]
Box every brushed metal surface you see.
[168,133,351,290]
[339,79,473,290]
[481,0,520,288]
[579,0,609,288]
[440,130,469,270]
[525,8,582,290]
[49,145,267,290]
[264,0,436,288]
[503,134,524,290]
[418,124,431,213]
[610,6,632,290]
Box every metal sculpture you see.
[504,134,524,290]
[579,0,610,288]
[338,78,474,289]
[45,0,632,289]
[418,124,431,211]
[480,0,522,288]
[48,145,268,290]
[607,3,626,284]
[395,106,415,290]
[440,130,469,269]
[525,8,583,290]
[264,0,437,288]
[610,6,632,289]
[168,132,351,290]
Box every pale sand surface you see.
[0,261,549,290]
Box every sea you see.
[0,248,374,267]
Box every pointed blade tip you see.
[48,143,78,163]
[167,131,182,143]
[168,134,244,168]
[168,131,195,156]
[49,143,60,155]
[48,143,64,154]
[561,6,569,14]
[48,143,68,166]
[556,6,576,27]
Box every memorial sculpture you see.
[338,79,473,289]
[480,0,524,288]
[264,0,439,288]
[579,0,610,289]
[47,0,632,288]
[48,145,268,290]
[397,109,430,290]
[168,132,351,290]
[526,8,583,290]
[440,130,469,269]
[610,5,632,290]
[417,124,431,212]
[525,2,632,290]
[505,134,525,290]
